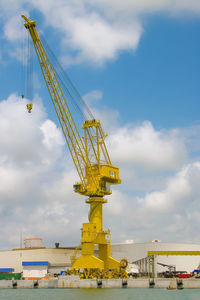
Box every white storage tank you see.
[24,238,44,248]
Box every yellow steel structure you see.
[26,103,33,113]
[22,15,121,271]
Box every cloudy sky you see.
[0,0,200,250]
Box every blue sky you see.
[1,1,200,249]
[1,11,200,129]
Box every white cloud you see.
[65,15,141,65]
[40,120,64,149]
[109,121,187,172]
[32,0,142,65]
[0,93,84,249]
[105,190,125,216]
[140,164,192,212]
[83,90,103,106]
[104,161,200,244]
[1,0,200,65]
[4,15,25,42]
[167,214,184,233]
[90,106,120,131]
[1,93,200,248]
[170,0,200,15]
[90,0,200,16]
[30,0,200,66]
[0,1,200,249]
[82,89,120,130]
[131,161,200,240]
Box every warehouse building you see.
[111,240,200,274]
[0,238,80,274]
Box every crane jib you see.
[21,15,121,197]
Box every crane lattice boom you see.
[22,15,120,197]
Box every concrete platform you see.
[127,279,149,288]
[0,278,200,289]
[0,280,13,289]
[154,278,176,289]
[58,278,97,288]
[101,279,122,288]
[182,279,200,289]
[38,279,58,288]
[17,280,35,288]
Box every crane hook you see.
[21,94,33,113]
[26,103,33,113]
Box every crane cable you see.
[23,28,109,163]
[21,31,33,112]
[39,31,94,124]
[26,32,33,103]
[20,28,26,99]
[39,31,110,164]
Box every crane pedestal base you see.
[71,240,120,271]
[71,255,120,270]
[71,196,120,271]
[71,255,104,270]
[104,256,120,270]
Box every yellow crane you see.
[22,15,121,271]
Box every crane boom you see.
[22,15,120,197]
[22,15,121,271]
[21,15,88,190]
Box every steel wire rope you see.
[33,38,88,185]
[25,31,29,100]
[20,28,26,98]
[29,36,33,101]
[38,32,109,166]
[38,31,110,164]
[30,30,111,167]
[38,31,93,124]
[26,33,30,100]
[26,33,34,102]
[39,31,94,121]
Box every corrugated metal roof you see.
[22,261,48,266]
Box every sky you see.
[0,0,200,250]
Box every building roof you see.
[22,261,48,266]
[0,268,14,272]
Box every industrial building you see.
[0,238,80,276]
[0,238,200,277]
[111,240,200,275]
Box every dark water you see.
[0,289,200,300]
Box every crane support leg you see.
[71,197,120,271]
[99,244,120,269]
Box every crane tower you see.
[22,15,121,271]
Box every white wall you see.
[0,248,78,273]
[23,266,47,278]
[111,242,200,262]
[111,242,200,273]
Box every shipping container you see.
[178,273,190,278]
[0,273,22,280]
